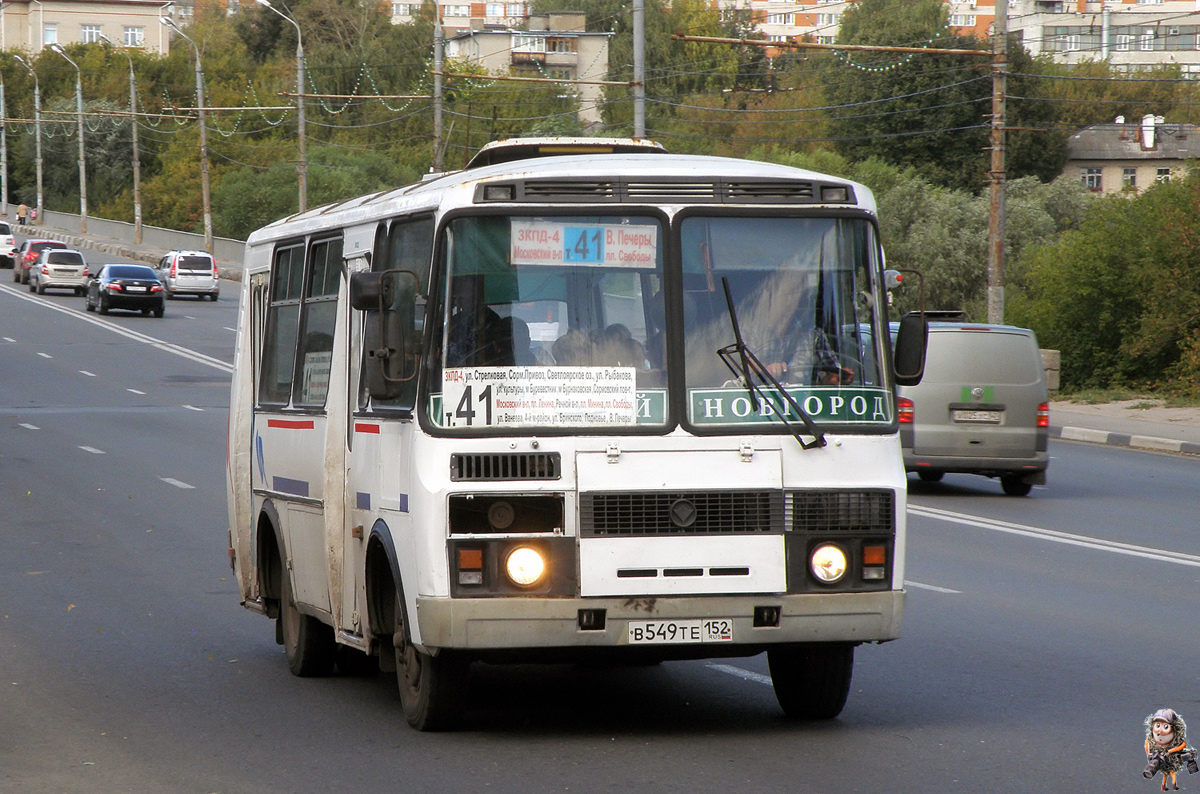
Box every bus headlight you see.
[505,547,546,587]
[810,544,848,584]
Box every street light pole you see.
[13,55,42,226]
[100,34,141,244]
[49,43,87,234]
[255,0,306,213]
[161,17,212,253]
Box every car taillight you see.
[106,282,123,292]
[1037,401,1049,428]
[150,284,163,293]
[170,261,177,278]
[40,264,49,274]
[83,267,89,277]
[897,397,914,423]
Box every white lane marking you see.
[3,336,14,342]
[182,404,204,412]
[37,352,51,359]
[223,327,236,332]
[909,504,1200,568]
[79,446,105,454]
[0,283,232,373]
[706,663,773,687]
[127,388,146,395]
[160,477,195,490]
[19,423,39,430]
[80,370,96,377]
[904,580,961,594]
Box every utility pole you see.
[987,0,1007,325]
[0,78,7,219]
[633,0,645,138]
[433,14,443,171]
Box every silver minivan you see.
[897,322,1049,496]
[155,249,219,300]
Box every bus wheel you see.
[767,643,854,720]
[392,591,467,731]
[279,571,336,677]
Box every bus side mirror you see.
[351,270,422,400]
[893,311,927,386]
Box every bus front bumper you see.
[414,590,904,652]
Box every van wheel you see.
[279,571,336,677]
[916,470,944,483]
[391,590,467,730]
[1001,476,1033,496]
[767,643,854,720]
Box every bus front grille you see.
[451,452,562,481]
[789,489,894,533]
[580,491,782,536]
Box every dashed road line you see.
[37,352,51,359]
[160,478,195,490]
[18,423,39,430]
[182,404,204,412]
[904,580,961,594]
[80,370,96,377]
[127,388,146,395]
[707,663,773,687]
[78,446,105,454]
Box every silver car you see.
[29,248,89,295]
[897,322,1049,496]
[0,221,15,267]
[155,249,220,300]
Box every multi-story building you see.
[1065,114,1196,193]
[442,11,612,126]
[0,0,174,55]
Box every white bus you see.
[226,138,927,730]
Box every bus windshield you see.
[429,214,669,431]
[680,215,892,429]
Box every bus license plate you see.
[627,619,733,644]
[952,409,1001,423]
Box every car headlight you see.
[505,547,546,587]
[810,544,848,584]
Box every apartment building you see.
[442,11,612,126]
[0,0,174,55]
[1066,114,1198,193]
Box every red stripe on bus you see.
[267,419,315,430]
[355,423,381,434]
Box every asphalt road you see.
[2,260,1199,793]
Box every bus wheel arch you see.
[255,502,285,620]
[364,521,468,731]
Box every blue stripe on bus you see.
[398,494,409,512]
[273,476,310,497]
[356,492,371,510]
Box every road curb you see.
[1051,425,1200,455]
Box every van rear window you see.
[178,256,213,271]
[922,331,1041,384]
[47,252,84,265]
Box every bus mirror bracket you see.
[351,269,422,399]
[891,268,927,387]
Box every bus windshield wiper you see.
[716,277,827,450]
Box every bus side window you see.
[259,243,305,406]
[293,237,342,407]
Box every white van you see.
[897,323,1049,495]
[155,250,219,300]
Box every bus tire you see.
[767,642,854,720]
[279,570,336,677]
[392,590,468,731]
[1000,476,1033,496]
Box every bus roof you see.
[246,147,875,247]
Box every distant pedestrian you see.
[16,203,27,226]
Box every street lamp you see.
[48,42,87,234]
[160,16,212,253]
[99,34,142,244]
[13,55,42,227]
[255,0,306,213]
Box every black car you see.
[86,264,165,317]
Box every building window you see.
[949,14,976,27]
[443,5,469,16]
[817,35,835,44]
[513,34,545,53]
[547,38,575,53]
[81,25,102,44]
[43,24,57,46]
[392,2,415,15]
[817,13,837,25]
[507,3,527,15]
[1065,34,1080,51]
[1156,167,1172,183]
[1122,167,1137,189]
[1116,34,1132,51]
[123,26,145,47]
[1081,167,1102,191]
[486,3,504,16]
[768,13,795,25]
[1140,29,1155,51]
